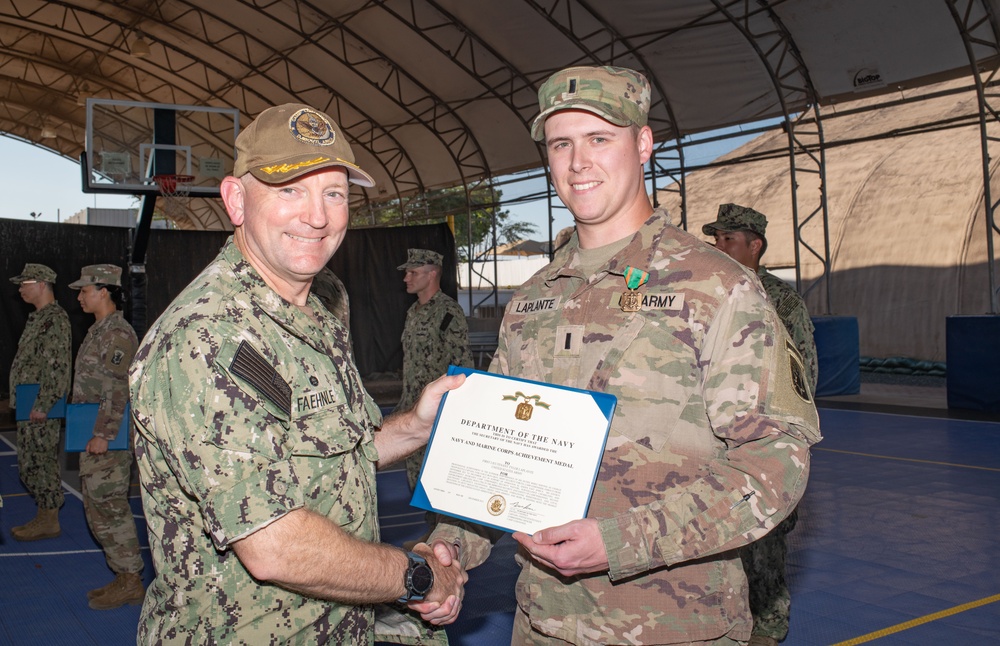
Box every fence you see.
[457,257,549,289]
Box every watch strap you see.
[398,551,433,603]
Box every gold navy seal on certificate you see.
[502,391,550,421]
[410,366,616,535]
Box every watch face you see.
[411,562,434,595]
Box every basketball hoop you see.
[152,174,195,219]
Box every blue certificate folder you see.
[14,384,66,420]
[64,402,131,452]
[410,365,616,535]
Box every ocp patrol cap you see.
[530,66,651,141]
[234,103,376,187]
[702,203,768,238]
[9,263,56,284]
[69,264,123,289]
[397,248,443,270]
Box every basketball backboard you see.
[83,98,240,198]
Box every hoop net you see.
[152,174,195,219]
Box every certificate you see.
[410,366,616,535]
[64,402,132,452]
[14,384,67,421]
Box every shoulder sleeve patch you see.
[104,338,133,376]
[229,340,292,416]
[763,332,821,446]
[787,340,811,403]
[439,312,454,332]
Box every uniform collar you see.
[29,300,61,318]
[220,238,333,335]
[543,209,670,285]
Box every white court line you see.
[0,546,151,558]
[1,427,86,502]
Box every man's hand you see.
[85,436,110,455]
[406,541,467,625]
[376,373,466,467]
[29,410,48,423]
[412,373,466,429]
[512,518,609,577]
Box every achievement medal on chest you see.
[619,265,649,312]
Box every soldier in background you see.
[704,204,818,392]
[429,65,821,645]
[69,264,145,610]
[8,263,72,542]
[704,204,819,646]
[396,248,473,507]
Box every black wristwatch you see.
[398,551,434,603]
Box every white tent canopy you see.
[659,76,992,362]
[3,0,1000,317]
[2,0,1000,211]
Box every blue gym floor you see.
[1,405,998,645]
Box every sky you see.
[1,123,768,234]
[1,136,134,224]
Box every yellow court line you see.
[813,447,1000,472]
[830,593,1000,645]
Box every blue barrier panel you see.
[812,316,861,397]
[946,316,1000,412]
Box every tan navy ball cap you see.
[702,203,768,238]
[234,103,376,187]
[531,65,652,141]
[397,248,443,270]
[10,263,56,284]
[69,264,123,289]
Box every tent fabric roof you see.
[657,75,991,362]
[492,239,553,257]
[3,0,1000,231]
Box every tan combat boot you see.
[87,577,118,601]
[88,572,145,610]
[11,508,60,541]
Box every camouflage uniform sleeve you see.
[776,293,818,393]
[599,283,821,580]
[34,308,72,414]
[426,518,502,571]
[92,326,137,440]
[761,271,818,396]
[131,329,305,552]
[445,301,474,370]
